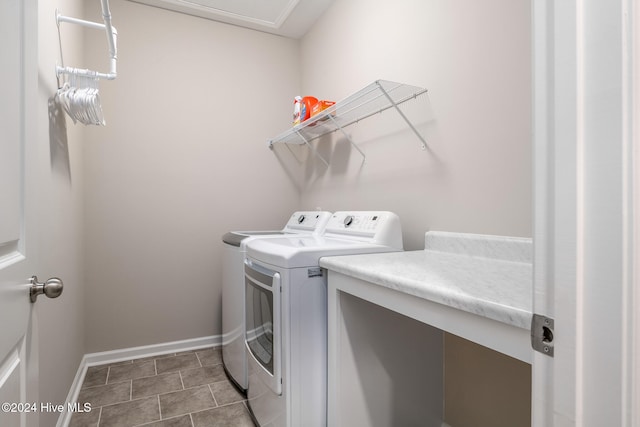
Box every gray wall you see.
[297,0,532,250]
[82,0,301,352]
[37,0,86,424]
[80,0,532,350]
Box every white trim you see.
[0,250,24,270]
[533,0,639,425]
[531,1,553,423]
[633,2,639,425]
[161,0,298,28]
[574,0,586,424]
[81,335,220,367]
[56,335,220,427]
[129,0,299,29]
[55,356,88,427]
[629,0,640,424]
[622,0,638,425]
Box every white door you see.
[532,0,639,425]
[0,0,41,426]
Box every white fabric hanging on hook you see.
[56,70,105,126]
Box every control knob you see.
[344,215,354,227]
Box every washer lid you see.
[222,231,285,247]
[246,235,400,268]
[221,211,332,247]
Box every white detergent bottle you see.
[293,96,302,125]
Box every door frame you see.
[532,0,639,425]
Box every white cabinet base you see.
[327,270,532,426]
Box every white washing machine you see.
[221,211,332,392]
[243,211,403,427]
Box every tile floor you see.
[70,348,254,427]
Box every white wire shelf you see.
[267,80,428,165]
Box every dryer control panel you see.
[324,211,403,250]
[341,214,379,231]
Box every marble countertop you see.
[319,231,533,330]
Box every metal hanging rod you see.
[56,0,118,80]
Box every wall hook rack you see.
[55,0,118,125]
[56,0,118,81]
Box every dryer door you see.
[245,261,282,396]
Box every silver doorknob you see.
[29,276,63,303]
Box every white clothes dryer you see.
[243,211,403,427]
[221,211,332,392]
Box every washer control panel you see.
[282,211,332,234]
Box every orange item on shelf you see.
[300,96,318,122]
[311,100,336,117]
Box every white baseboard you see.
[81,335,221,367]
[56,335,221,427]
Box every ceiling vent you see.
[127,0,334,38]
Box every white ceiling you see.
[127,0,335,38]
